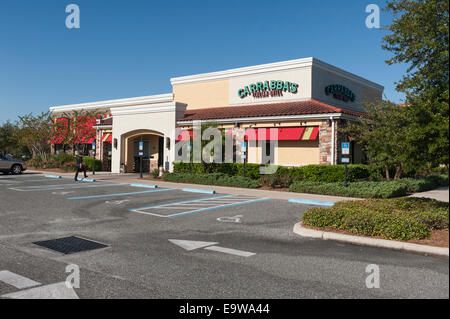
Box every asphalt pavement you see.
[0,172,448,299]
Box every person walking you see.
[75,154,88,181]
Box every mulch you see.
[303,224,449,248]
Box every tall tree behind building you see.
[383,0,449,167]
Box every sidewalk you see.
[410,186,449,203]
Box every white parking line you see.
[0,270,41,289]
[166,198,271,218]
[130,196,272,218]
[10,183,87,189]
[1,282,79,299]
[9,184,127,192]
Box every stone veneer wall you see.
[335,120,349,165]
[319,120,333,165]
[319,119,346,165]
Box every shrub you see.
[288,164,370,183]
[302,198,449,240]
[399,174,449,193]
[162,172,260,188]
[82,157,102,171]
[61,161,77,171]
[53,153,76,166]
[260,173,293,188]
[431,166,449,175]
[173,162,371,183]
[151,169,160,178]
[289,181,408,198]
[27,156,43,168]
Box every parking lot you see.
[0,173,448,299]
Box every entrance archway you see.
[121,129,165,173]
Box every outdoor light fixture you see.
[113,138,118,149]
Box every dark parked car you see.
[0,153,27,174]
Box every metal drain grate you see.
[33,236,108,254]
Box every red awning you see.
[245,127,319,141]
[101,133,112,143]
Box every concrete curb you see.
[293,222,449,257]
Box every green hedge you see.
[162,172,260,188]
[289,181,408,198]
[173,162,263,180]
[399,175,449,193]
[173,162,370,183]
[302,197,449,240]
[277,164,370,183]
[82,157,102,171]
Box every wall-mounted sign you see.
[238,81,299,99]
[325,84,355,102]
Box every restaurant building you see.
[49,57,383,173]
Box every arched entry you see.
[121,129,165,173]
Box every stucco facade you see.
[49,57,383,172]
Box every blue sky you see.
[0,0,407,124]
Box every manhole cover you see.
[33,236,108,254]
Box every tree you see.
[383,0,449,167]
[344,101,416,180]
[0,121,20,155]
[15,112,53,160]
[52,109,102,154]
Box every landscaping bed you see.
[289,181,408,198]
[27,167,74,173]
[27,153,103,172]
[172,162,448,198]
[162,172,260,188]
[301,197,449,243]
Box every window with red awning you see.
[245,127,319,141]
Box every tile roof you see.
[178,99,365,122]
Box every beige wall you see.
[111,107,177,174]
[247,140,320,166]
[276,140,319,166]
[173,79,229,110]
[312,66,383,112]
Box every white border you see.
[170,57,384,91]
[50,93,173,113]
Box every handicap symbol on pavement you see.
[217,215,243,223]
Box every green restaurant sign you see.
[325,84,355,102]
[238,81,299,99]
